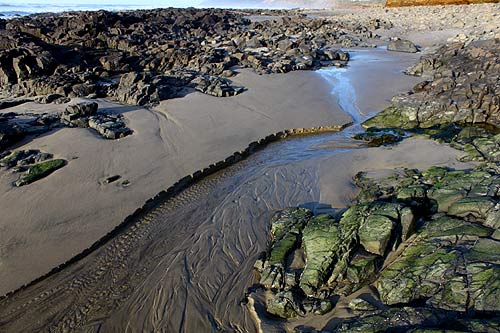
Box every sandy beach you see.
[0,47,420,295]
[0,3,498,332]
[0,46,475,332]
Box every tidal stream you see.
[0,48,421,332]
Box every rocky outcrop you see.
[0,149,66,186]
[249,165,500,331]
[365,39,500,130]
[0,8,372,105]
[362,39,500,163]
[0,111,60,151]
[0,149,52,169]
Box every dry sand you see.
[0,47,475,332]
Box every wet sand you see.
[0,68,349,295]
[0,48,474,332]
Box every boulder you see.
[0,149,52,168]
[387,39,418,53]
[65,101,98,117]
[88,114,132,140]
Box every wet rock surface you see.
[387,38,418,53]
[249,165,500,331]
[364,39,500,130]
[0,111,60,150]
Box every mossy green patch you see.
[15,159,66,186]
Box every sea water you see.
[0,1,203,18]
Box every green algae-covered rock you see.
[468,263,500,312]
[428,276,468,312]
[418,216,492,239]
[421,166,448,183]
[259,208,312,289]
[267,232,300,267]
[362,105,417,129]
[492,229,500,241]
[396,184,427,201]
[447,197,496,222]
[269,208,312,241]
[358,214,394,255]
[14,159,66,186]
[347,298,378,313]
[252,165,500,328]
[300,214,340,296]
[466,238,500,264]
[427,188,466,212]
[345,254,378,286]
[377,239,459,305]
[335,307,454,332]
[455,318,500,333]
[301,298,334,316]
[484,203,500,229]
[400,206,417,241]
[353,128,403,147]
[266,291,301,318]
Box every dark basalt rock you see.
[34,93,69,104]
[65,101,98,117]
[0,111,60,151]
[0,8,376,105]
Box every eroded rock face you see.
[249,166,499,330]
